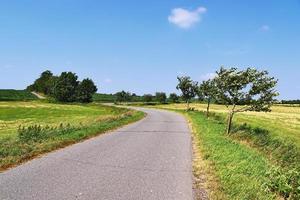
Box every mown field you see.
[148,103,300,200]
[0,101,144,171]
[0,89,38,101]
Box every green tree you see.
[214,67,278,134]
[143,94,153,103]
[27,70,55,95]
[77,78,98,103]
[169,93,179,103]
[155,92,167,104]
[53,72,79,102]
[115,91,131,102]
[197,79,217,117]
[176,76,198,110]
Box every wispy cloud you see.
[260,25,270,32]
[168,6,207,29]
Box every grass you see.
[0,89,38,101]
[0,101,144,171]
[148,103,300,199]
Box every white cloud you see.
[260,25,270,32]
[168,6,207,29]
[200,73,216,81]
[104,78,112,83]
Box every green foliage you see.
[115,90,132,102]
[155,92,167,103]
[18,124,75,142]
[214,67,278,133]
[176,76,198,110]
[169,93,179,103]
[52,72,79,102]
[93,93,116,102]
[27,70,57,95]
[197,79,217,117]
[143,94,153,102]
[265,167,300,200]
[77,78,97,103]
[0,90,38,101]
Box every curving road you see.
[0,108,193,200]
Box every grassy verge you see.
[144,103,300,199]
[0,102,144,171]
[183,111,276,199]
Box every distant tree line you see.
[27,70,97,103]
[281,100,300,104]
[176,67,278,134]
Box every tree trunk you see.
[206,99,211,118]
[186,100,190,111]
[226,111,234,134]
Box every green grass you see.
[147,103,300,199]
[185,111,275,199]
[0,89,38,101]
[0,101,144,171]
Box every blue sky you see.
[0,0,299,99]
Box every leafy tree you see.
[52,72,79,102]
[115,91,131,102]
[155,92,167,104]
[77,78,98,103]
[197,79,217,117]
[143,94,153,103]
[214,67,278,134]
[176,76,198,110]
[169,93,179,103]
[27,70,55,95]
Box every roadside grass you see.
[0,101,144,171]
[147,103,300,199]
[185,111,275,200]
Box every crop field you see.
[148,103,300,199]
[0,101,144,170]
[0,89,38,101]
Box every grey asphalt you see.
[0,107,193,200]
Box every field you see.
[148,103,300,199]
[0,101,144,170]
[0,89,38,101]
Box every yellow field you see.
[154,103,300,146]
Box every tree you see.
[115,91,131,102]
[27,70,55,95]
[77,78,98,103]
[197,79,217,117]
[169,93,179,103]
[176,76,198,110]
[214,67,278,134]
[143,94,153,103]
[52,72,79,102]
[155,92,167,104]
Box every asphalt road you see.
[0,108,193,200]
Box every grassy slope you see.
[0,101,144,171]
[0,89,38,101]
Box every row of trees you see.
[114,91,180,103]
[27,70,97,103]
[176,67,278,134]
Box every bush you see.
[18,124,75,142]
[264,167,300,199]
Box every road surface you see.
[0,107,193,200]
